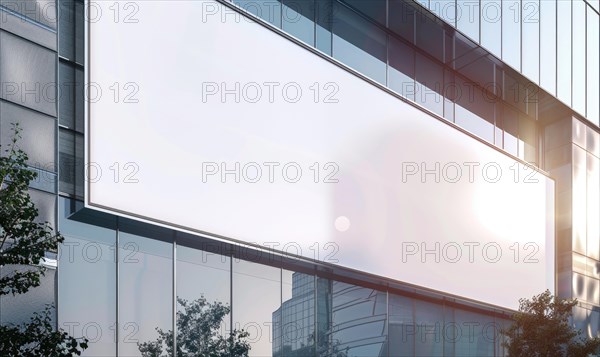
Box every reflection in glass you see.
[518,115,536,164]
[137,298,250,357]
[573,273,587,302]
[275,272,315,356]
[572,0,586,115]
[118,232,172,357]
[556,0,572,106]
[177,243,232,352]
[233,260,281,356]
[572,145,587,255]
[332,2,387,84]
[502,0,521,70]
[521,0,539,83]
[316,279,387,356]
[480,0,501,58]
[586,277,600,305]
[588,154,600,261]
[539,0,556,95]
[503,105,519,157]
[588,7,600,126]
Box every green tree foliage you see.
[503,290,600,357]
[0,305,88,356]
[138,297,251,357]
[0,124,88,356]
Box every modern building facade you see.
[0,1,598,357]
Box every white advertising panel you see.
[88,0,554,309]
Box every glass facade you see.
[228,0,600,127]
[221,0,599,166]
[58,0,85,199]
[47,0,600,351]
[407,0,600,126]
[58,198,512,356]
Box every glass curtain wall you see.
[227,0,552,165]
[59,198,512,356]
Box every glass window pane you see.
[315,0,332,54]
[58,197,117,356]
[0,31,57,116]
[278,271,315,356]
[59,129,75,195]
[573,144,587,255]
[233,260,281,356]
[389,294,414,357]
[457,0,479,42]
[588,154,600,260]
[414,300,443,356]
[503,71,528,114]
[587,7,600,126]
[502,0,521,70]
[503,104,519,156]
[0,101,56,172]
[332,2,387,84]
[572,0,586,114]
[416,10,445,62]
[557,0,572,106]
[59,61,76,129]
[119,231,173,357]
[318,280,387,357]
[480,0,502,58]
[75,133,84,198]
[75,0,84,63]
[176,243,231,355]
[59,0,75,60]
[388,36,415,100]
[283,0,315,46]
[539,0,556,95]
[587,277,600,306]
[75,66,85,133]
[451,308,496,356]
[59,0,84,63]
[521,0,540,83]
[454,76,495,143]
[415,52,444,116]
[573,273,587,301]
[389,0,416,44]
[519,114,537,164]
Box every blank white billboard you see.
[87,0,554,309]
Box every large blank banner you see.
[88,0,554,309]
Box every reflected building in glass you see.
[0,0,599,356]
